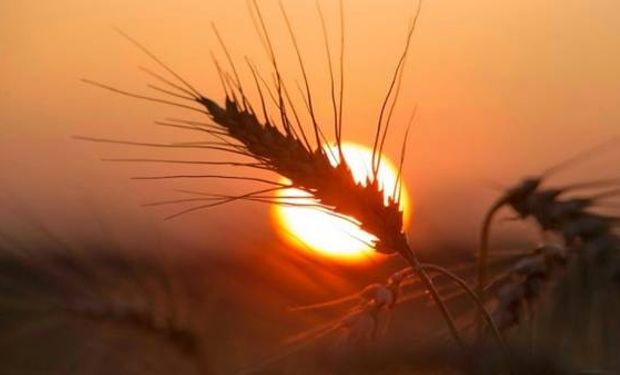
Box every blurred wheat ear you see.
[0,249,197,373]
[476,139,620,373]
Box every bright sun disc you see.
[273,142,411,263]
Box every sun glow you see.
[273,142,411,263]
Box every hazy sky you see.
[2,0,619,257]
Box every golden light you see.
[273,142,411,263]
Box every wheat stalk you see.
[75,1,523,370]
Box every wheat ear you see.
[77,0,519,359]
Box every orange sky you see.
[2,0,620,257]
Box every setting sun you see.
[273,142,411,263]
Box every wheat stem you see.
[398,244,466,351]
[420,263,513,374]
[478,198,506,294]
